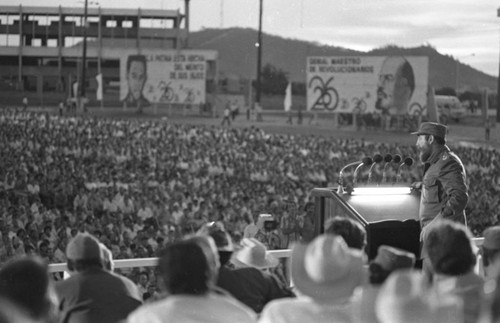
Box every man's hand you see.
[410,181,422,191]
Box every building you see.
[0,3,217,108]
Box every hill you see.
[189,27,497,92]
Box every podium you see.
[311,186,421,260]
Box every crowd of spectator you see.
[0,108,499,293]
[2,218,500,322]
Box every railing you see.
[48,248,293,273]
[48,239,486,274]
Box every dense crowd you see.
[1,215,500,323]
[0,108,500,322]
[0,109,498,263]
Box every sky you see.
[4,0,500,77]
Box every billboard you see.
[120,50,210,106]
[306,56,428,115]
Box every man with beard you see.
[411,122,468,276]
[375,56,415,115]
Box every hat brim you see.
[231,252,279,269]
[411,131,427,135]
[291,243,364,302]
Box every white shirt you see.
[172,210,184,225]
[127,293,256,323]
[137,207,153,221]
[259,297,354,323]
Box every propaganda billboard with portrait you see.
[306,56,429,116]
[120,49,215,106]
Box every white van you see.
[435,95,466,123]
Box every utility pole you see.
[255,0,263,107]
[184,0,190,48]
[497,7,500,122]
[220,0,224,28]
[80,0,88,112]
[455,53,474,95]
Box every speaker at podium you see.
[311,186,421,260]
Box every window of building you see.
[106,20,117,27]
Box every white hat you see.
[232,238,278,269]
[375,269,433,323]
[291,234,364,302]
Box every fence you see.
[48,239,484,274]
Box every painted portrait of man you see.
[122,55,150,108]
[375,56,415,115]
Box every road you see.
[25,105,500,151]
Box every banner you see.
[95,73,103,101]
[284,82,292,112]
[427,86,438,122]
[306,56,428,116]
[120,50,208,106]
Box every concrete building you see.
[0,3,217,108]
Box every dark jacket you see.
[122,92,150,108]
[217,266,294,313]
[55,268,142,323]
[419,145,468,228]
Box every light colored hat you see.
[291,234,364,302]
[66,233,101,260]
[232,238,278,269]
[373,245,416,272]
[375,269,433,323]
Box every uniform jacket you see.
[419,145,468,229]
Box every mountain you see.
[189,27,497,92]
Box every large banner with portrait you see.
[306,56,428,115]
[120,50,211,106]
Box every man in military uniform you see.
[412,122,468,238]
[411,122,468,278]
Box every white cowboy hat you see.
[375,269,435,323]
[232,238,279,269]
[291,234,364,302]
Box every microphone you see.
[353,157,373,186]
[368,154,383,183]
[381,154,393,183]
[337,157,372,193]
[396,157,414,183]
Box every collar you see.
[425,145,450,165]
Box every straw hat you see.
[232,238,278,269]
[375,269,433,323]
[291,234,364,302]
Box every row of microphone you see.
[338,154,415,187]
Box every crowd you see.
[1,216,500,323]
[0,108,499,295]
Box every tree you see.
[260,63,288,96]
[458,91,481,103]
[435,87,457,96]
